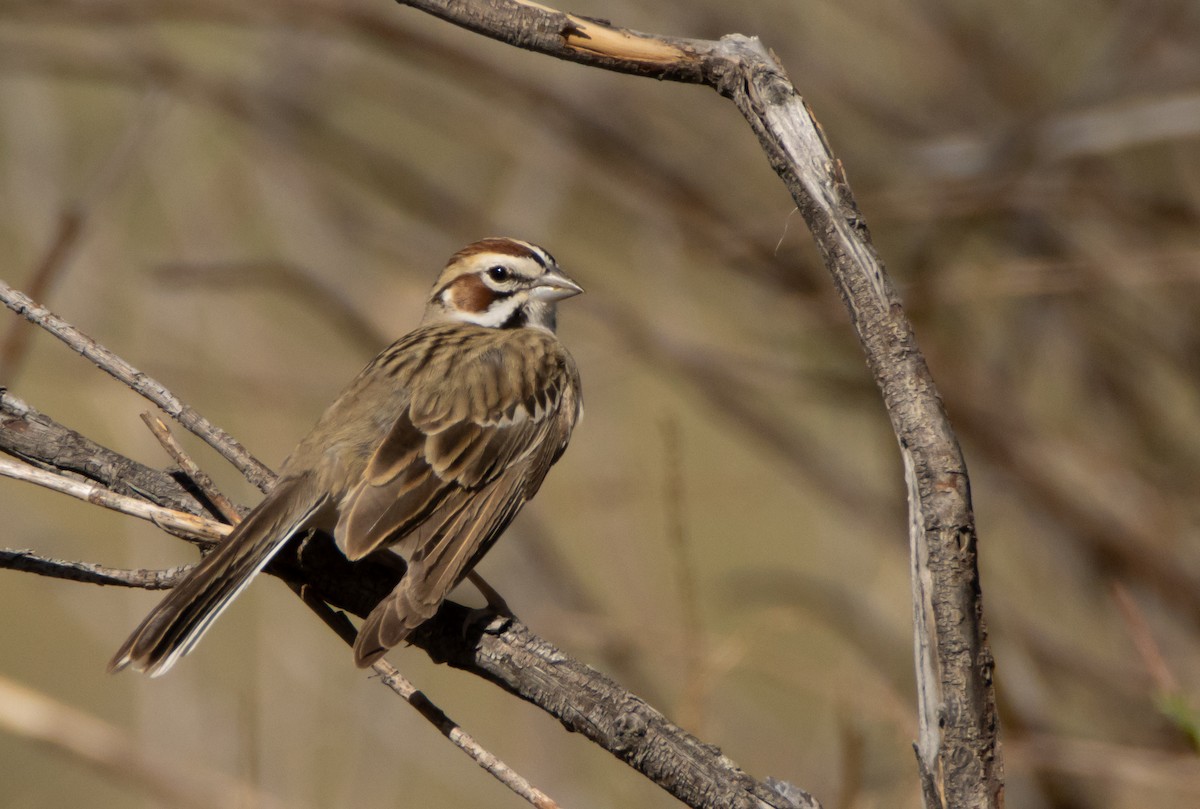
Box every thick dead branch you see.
[0,2,1001,806]
[0,404,565,808]
[385,2,1001,806]
[0,387,813,809]
[0,391,205,515]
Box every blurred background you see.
[1,1,1199,807]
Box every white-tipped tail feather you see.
[108,477,325,676]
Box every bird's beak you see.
[531,270,584,302]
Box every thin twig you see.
[1,3,1002,806]
[0,389,207,515]
[0,456,228,543]
[140,412,243,524]
[1110,582,1200,749]
[294,585,562,809]
[0,548,190,589]
[372,660,562,809]
[0,280,275,492]
[1110,581,1178,695]
[0,426,563,808]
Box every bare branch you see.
[0,376,813,809]
[0,207,84,377]
[0,280,275,492]
[3,0,816,302]
[0,390,204,514]
[140,412,243,524]
[3,384,562,807]
[0,289,790,807]
[0,548,190,589]
[421,610,818,809]
[1,414,565,809]
[297,587,562,809]
[385,3,999,806]
[374,661,563,809]
[0,2,1003,806]
[0,456,228,542]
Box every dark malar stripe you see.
[499,306,528,329]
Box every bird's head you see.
[424,237,583,332]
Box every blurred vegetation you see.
[1,1,1199,807]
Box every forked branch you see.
[388,2,1001,806]
[0,283,815,809]
[0,2,1000,807]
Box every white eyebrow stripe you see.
[515,240,554,271]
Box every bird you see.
[109,237,583,676]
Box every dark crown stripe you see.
[448,237,552,268]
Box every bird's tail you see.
[108,476,325,677]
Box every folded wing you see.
[332,330,580,666]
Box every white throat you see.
[441,294,557,333]
[455,294,524,328]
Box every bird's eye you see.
[486,266,511,283]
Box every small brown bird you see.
[110,238,583,676]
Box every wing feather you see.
[334,328,579,566]
[352,463,533,667]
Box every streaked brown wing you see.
[333,328,579,563]
[352,466,534,665]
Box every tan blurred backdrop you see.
[2,1,1200,807]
